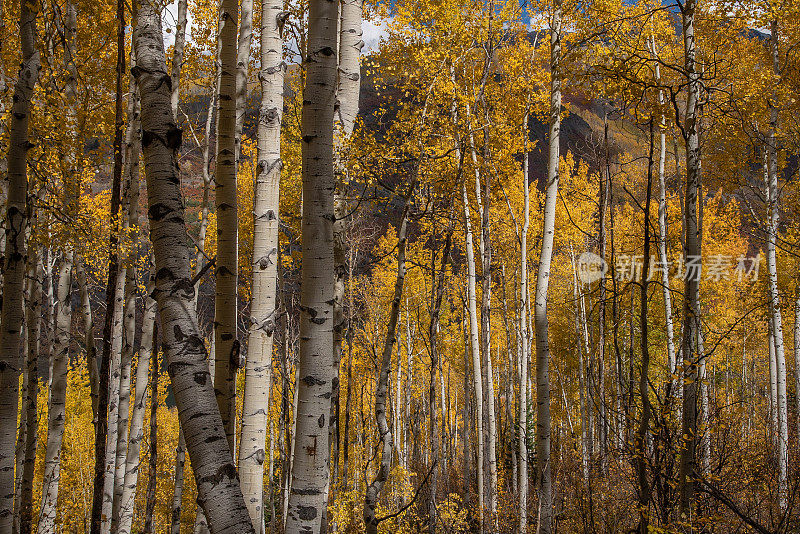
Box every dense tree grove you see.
[1,0,800,532]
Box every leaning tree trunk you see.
[237,0,284,525]
[533,5,561,532]
[132,2,255,532]
[117,293,157,534]
[283,0,339,529]
[0,0,39,527]
[678,0,702,518]
[363,201,411,533]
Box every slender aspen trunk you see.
[427,220,453,534]
[678,0,701,518]
[635,120,654,534]
[132,1,255,530]
[214,0,241,452]
[18,255,40,534]
[90,0,125,528]
[142,328,159,534]
[766,19,788,510]
[336,0,363,134]
[117,294,157,534]
[170,0,187,118]
[519,117,530,533]
[794,288,800,439]
[533,5,561,531]
[650,38,677,391]
[170,431,187,534]
[284,0,339,528]
[462,182,485,528]
[0,0,38,526]
[238,0,284,525]
[37,255,74,533]
[111,73,142,532]
[234,0,253,161]
[570,248,590,485]
[77,261,99,420]
[596,115,609,470]
[364,202,411,533]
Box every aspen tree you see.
[0,0,39,526]
[533,2,562,530]
[519,113,530,532]
[131,0,255,530]
[214,0,241,450]
[283,0,339,527]
[235,0,253,162]
[238,0,285,524]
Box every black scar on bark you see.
[297,505,318,521]
[301,375,326,386]
[317,414,325,428]
[193,371,207,385]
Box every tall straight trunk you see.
[170,431,187,534]
[90,0,126,528]
[117,294,157,534]
[170,0,188,117]
[284,0,338,528]
[596,114,609,469]
[235,0,253,161]
[132,2,255,531]
[77,261,99,419]
[427,219,453,534]
[336,0,363,134]
[142,327,159,534]
[111,72,142,532]
[214,0,241,452]
[18,254,41,534]
[238,0,284,526]
[364,202,411,533]
[533,4,561,531]
[678,0,701,518]
[794,288,800,440]
[766,19,788,510]
[650,38,677,391]
[635,120,654,534]
[570,248,590,484]
[462,182,485,528]
[0,0,38,526]
[519,117,530,533]
[37,255,74,533]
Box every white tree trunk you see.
[462,182,485,528]
[116,293,157,534]
[533,5,561,531]
[237,0,284,526]
[170,0,188,118]
[235,0,253,162]
[284,0,338,527]
[519,117,530,533]
[0,1,39,526]
[132,2,255,531]
[336,0,363,134]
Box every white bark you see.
[519,117,530,532]
[170,0,188,118]
[533,5,561,531]
[238,0,284,526]
[132,1,255,531]
[462,181,485,528]
[284,0,339,527]
[336,0,363,134]
[235,0,253,161]
[0,0,39,526]
[116,294,157,534]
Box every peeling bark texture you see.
[336,0,363,135]
[533,5,561,532]
[214,0,240,451]
[678,0,701,518]
[132,0,255,531]
[363,200,411,534]
[237,0,284,526]
[117,293,157,534]
[284,0,338,528]
[0,0,39,527]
